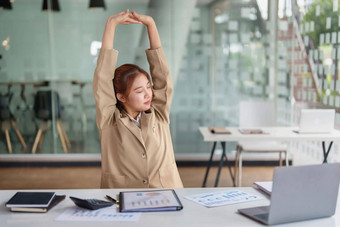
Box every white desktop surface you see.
[199,127,340,142]
[0,188,338,227]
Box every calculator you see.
[69,196,114,210]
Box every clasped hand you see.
[108,9,153,27]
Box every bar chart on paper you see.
[56,207,141,222]
[184,190,264,207]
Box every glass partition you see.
[0,0,200,155]
[0,0,339,164]
[0,0,150,154]
[278,0,340,164]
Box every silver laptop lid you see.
[299,109,335,133]
[268,163,340,225]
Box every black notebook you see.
[9,195,66,213]
[118,189,183,212]
[6,192,56,208]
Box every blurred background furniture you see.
[0,94,27,153]
[235,101,288,186]
[32,90,70,154]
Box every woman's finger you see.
[119,12,132,22]
[128,14,139,22]
[118,9,128,16]
[124,18,142,24]
[130,10,140,19]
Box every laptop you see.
[238,163,340,225]
[295,109,335,133]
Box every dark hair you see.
[113,64,152,110]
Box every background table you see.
[0,187,339,227]
[199,127,340,187]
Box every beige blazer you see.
[93,47,183,188]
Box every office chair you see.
[0,94,27,153]
[234,101,288,186]
[31,90,70,153]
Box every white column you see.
[268,0,278,114]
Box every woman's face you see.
[120,73,152,117]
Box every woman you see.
[93,9,183,188]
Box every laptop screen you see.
[268,163,340,225]
[298,109,335,133]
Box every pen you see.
[105,195,118,204]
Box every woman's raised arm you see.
[101,9,141,50]
[131,10,161,50]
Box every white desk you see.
[0,188,338,227]
[199,127,340,187]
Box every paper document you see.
[56,207,141,222]
[254,181,273,195]
[184,190,263,207]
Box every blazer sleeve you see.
[146,47,173,124]
[93,48,119,130]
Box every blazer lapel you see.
[141,112,152,143]
[119,115,145,148]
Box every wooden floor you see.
[0,166,275,189]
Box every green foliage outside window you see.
[300,0,340,98]
[301,0,338,46]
